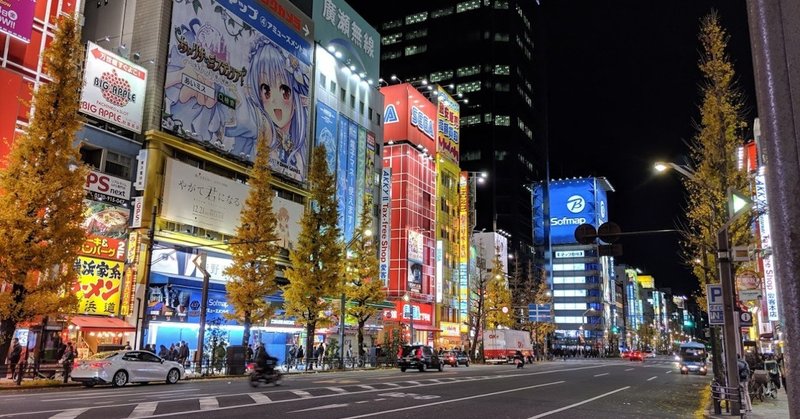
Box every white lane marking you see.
[358,385,376,390]
[405,381,422,385]
[593,373,609,377]
[127,402,158,418]
[289,403,349,413]
[624,368,634,371]
[356,401,369,404]
[527,386,631,419]
[42,388,193,402]
[198,397,219,410]
[327,387,348,393]
[647,376,658,381]
[248,393,272,404]
[666,370,672,374]
[3,365,610,418]
[48,409,88,419]
[290,390,312,398]
[373,398,386,401]
[340,381,564,419]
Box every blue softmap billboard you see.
[533,178,609,245]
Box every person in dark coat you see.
[7,338,21,380]
[60,343,75,383]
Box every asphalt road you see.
[0,356,711,419]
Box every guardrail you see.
[711,379,743,416]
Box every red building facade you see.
[381,84,438,345]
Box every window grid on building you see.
[405,12,428,25]
[382,33,403,45]
[405,45,428,56]
[457,0,481,13]
[456,81,481,94]
[456,65,481,77]
[429,70,454,83]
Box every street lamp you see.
[403,293,414,344]
[653,161,697,180]
[340,228,372,368]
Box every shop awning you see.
[409,325,441,332]
[70,316,135,332]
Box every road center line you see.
[527,386,631,419]
[647,376,658,381]
[127,402,158,418]
[340,381,565,419]
[593,373,609,377]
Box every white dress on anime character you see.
[225,36,310,176]
[163,19,235,150]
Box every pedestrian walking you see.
[60,343,75,384]
[297,345,304,367]
[288,344,297,369]
[179,341,190,366]
[738,354,752,412]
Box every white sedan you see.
[71,350,185,388]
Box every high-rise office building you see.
[349,0,543,263]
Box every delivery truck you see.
[483,329,533,363]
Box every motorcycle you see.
[246,362,283,387]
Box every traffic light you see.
[612,326,619,334]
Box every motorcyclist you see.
[254,343,278,376]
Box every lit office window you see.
[457,65,481,77]
[429,70,453,83]
[405,29,428,40]
[493,64,510,75]
[553,290,587,297]
[494,115,510,126]
[382,33,403,45]
[405,12,428,25]
[456,0,481,13]
[554,303,588,310]
[431,7,454,18]
[405,44,428,56]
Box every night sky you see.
[348,1,757,296]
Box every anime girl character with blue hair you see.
[226,36,310,180]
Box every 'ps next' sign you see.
[548,178,607,245]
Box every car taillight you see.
[89,362,111,369]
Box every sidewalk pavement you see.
[707,391,790,419]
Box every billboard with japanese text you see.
[74,256,124,316]
[312,0,379,82]
[162,0,312,181]
[80,42,147,133]
[382,84,436,152]
[435,86,459,163]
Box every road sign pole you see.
[717,228,741,416]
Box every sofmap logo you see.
[567,195,586,213]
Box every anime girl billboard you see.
[162,0,312,182]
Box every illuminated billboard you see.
[434,86,459,163]
[382,84,436,152]
[533,177,610,245]
[312,0,379,82]
[161,0,312,182]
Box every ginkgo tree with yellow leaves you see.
[282,145,344,366]
[224,135,281,348]
[680,12,753,382]
[484,253,514,330]
[0,15,88,365]
[344,198,382,358]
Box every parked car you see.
[629,351,644,361]
[645,350,656,358]
[442,350,470,367]
[398,345,444,372]
[71,350,185,388]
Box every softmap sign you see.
[706,284,724,326]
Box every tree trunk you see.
[0,283,26,368]
[305,318,316,368]
[242,311,251,348]
[357,319,366,357]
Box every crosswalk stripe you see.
[128,402,158,418]
[49,409,88,419]
[327,387,348,393]
[405,381,422,385]
[198,397,219,410]
[248,393,272,404]
[358,385,376,390]
[383,383,400,387]
[290,390,313,398]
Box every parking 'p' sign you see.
[706,284,724,325]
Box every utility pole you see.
[193,252,211,375]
